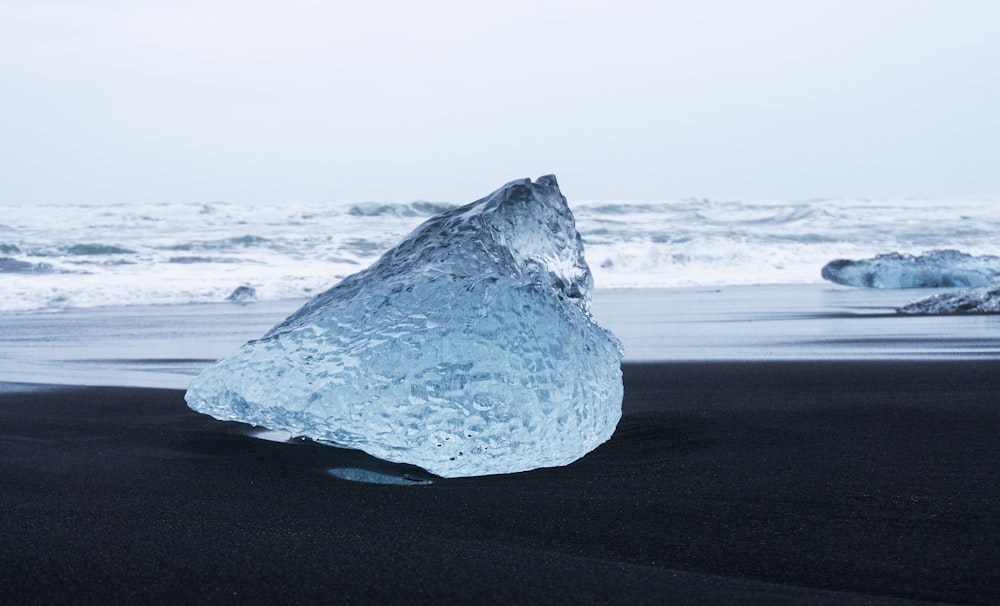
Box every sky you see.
[2,0,998,205]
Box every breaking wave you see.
[1,195,998,311]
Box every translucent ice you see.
[898,284,1000,314]
[821,250,1000,288]
[185,175,623,478]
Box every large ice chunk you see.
[821,250,1000,288]
[898,284,1000,314]
[185,175,623,478]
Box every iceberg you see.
[185,175,624,478]
[898,284,1000,314]
[821,250,1000,288]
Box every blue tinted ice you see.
[821,250,1000,288]
[898,284,1000,314]
[185,175,623,478]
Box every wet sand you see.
[3,284,999,389]
[2,361,998,604]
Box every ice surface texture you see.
[821,250,1000,288]
[898,284,1000,314]
[186,175,624,478]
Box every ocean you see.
[1,194,998,312]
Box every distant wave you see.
[165,235,272,251]
[168,256,246,264]
[1,196,999,311]
[0,257,56,274]
[347,201,457,217]
[63,244,135,255]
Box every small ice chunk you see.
[186,175,624,478]
[250,429,296,442]
[898,284,1000,314]
[327,468,433,485]
[821,250,1000,288]
[227,285,257,304]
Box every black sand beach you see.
[3,361,998,604]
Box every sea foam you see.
[2,197,999,311]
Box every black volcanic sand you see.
[2,362,998,605]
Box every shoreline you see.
[3,283,999,390]
[2,360,997,603]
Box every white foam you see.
[3,196,999,311]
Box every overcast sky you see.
[2,1,998,205]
